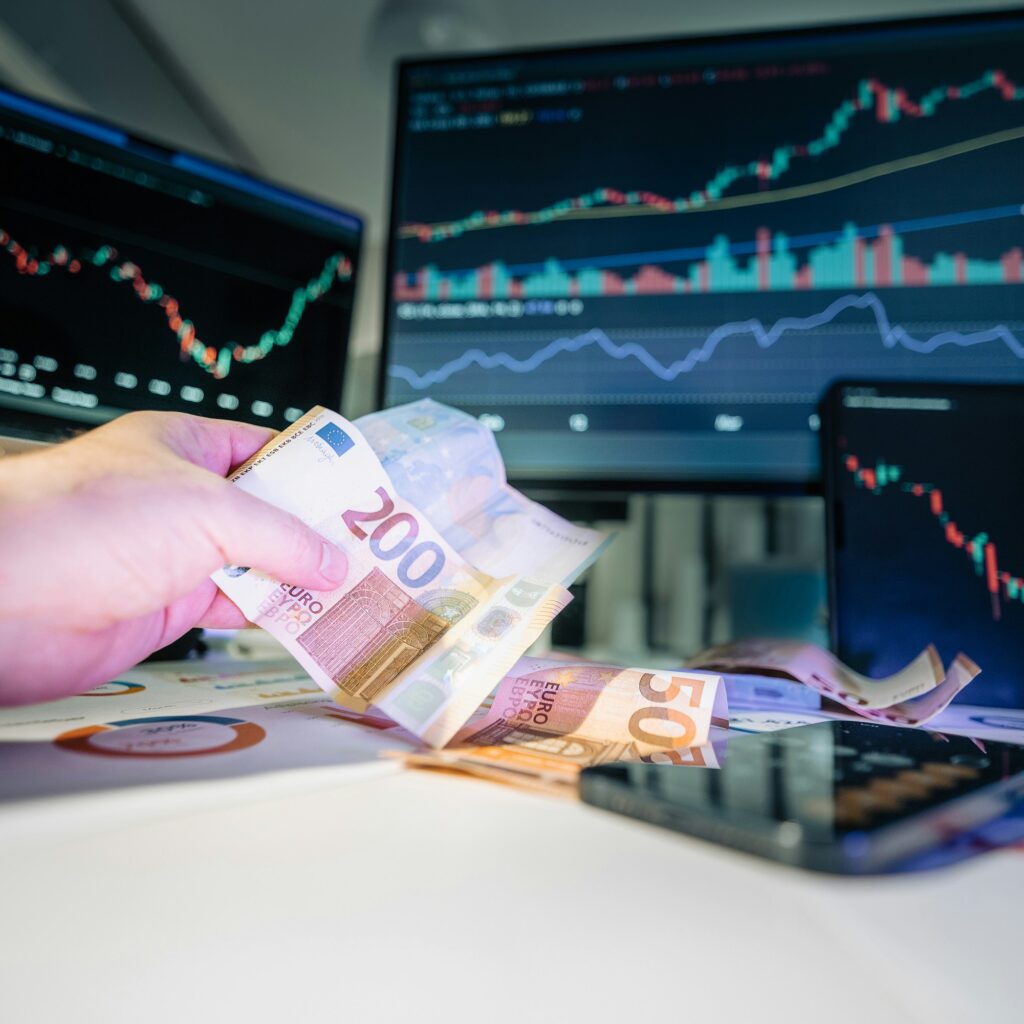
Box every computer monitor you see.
[381,8,1024,491]
[823,380,1024,710]
[0,87,363,441]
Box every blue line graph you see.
[388,292,1024,389]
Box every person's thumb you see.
[207,485,349,591]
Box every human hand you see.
[0,411,348,705]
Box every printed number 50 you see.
[342,486,445,587]
[628,672,702,756]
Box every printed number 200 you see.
[342,486,445,588]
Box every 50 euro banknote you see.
[212,404,609,747]
[400,656,729,796]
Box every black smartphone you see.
[579,722,1024,874]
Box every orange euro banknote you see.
[396,656,729,796]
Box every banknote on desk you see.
[689,639,980,726]
[212,402,609,747]
[400,656,729,797]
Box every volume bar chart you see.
[845,454,1022,621]
[395,205,1024,301]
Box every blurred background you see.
[1,0,1018,665]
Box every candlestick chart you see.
[1,229,352,381]
[844,454,1022,622]
[399,70,1024,243]
[385,13,1024,483]
[831,385,1024,708]
[0,90,361,431]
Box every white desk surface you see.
[0,754,1018,1024]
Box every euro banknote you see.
[399,656,728,796]
[451,656,728,751]
[212,404,609,747]
[357,399,612,585]
[844,654,980,726]
[688,640,980,725]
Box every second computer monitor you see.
[0,88,362,441]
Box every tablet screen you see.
[824,382,1024,709]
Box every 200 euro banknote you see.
[357,398,612,585]
[212,404,608,747]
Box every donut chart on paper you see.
[79,680,147,697]
[54,714,266,758]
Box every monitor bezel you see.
[379,5,1024,497]
[0,84,365,439]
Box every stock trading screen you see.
[828,383,1024,710]
[384,11,1024,486]
[0,90,362,436]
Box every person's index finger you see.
[209,485,349,591]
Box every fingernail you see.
[319,542,348,586]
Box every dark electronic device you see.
[382,8,1024,491]
[0,87,363,442]
[579,721,1024,873]
[822,381,1024,709]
